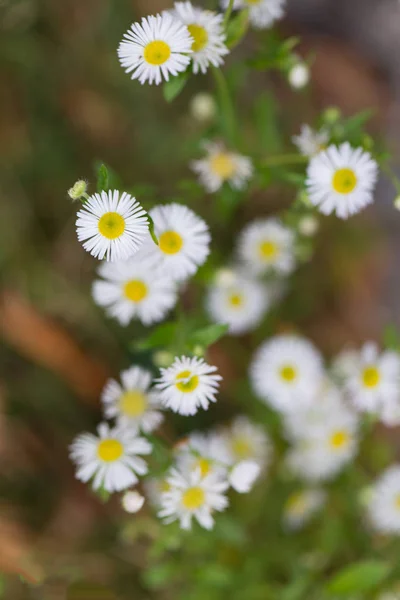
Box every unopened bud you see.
[394,195,400,211]
[68,179,88,200]
[288,62,310,90]
[298,215,319,237]
[122,490,145,513]
[322,106,341,124]
[190,93,216,122]
[153,350,174,368]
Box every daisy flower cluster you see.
[146,415,271,530]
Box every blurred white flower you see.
[229,460,261,493]
[283,488,326,530]
[367,465,400,534]
[191,141,253,193]
[292,124,329,157]
[122,490,145,513]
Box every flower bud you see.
[288,62,310,90]
[298,215,319,237]
[190,92,216,122]
[68,179,87,200]
[153,350,174,368]
[122,490,145,513]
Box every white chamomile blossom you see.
[206,268,270,335]
[76,190,148,262]
[156,355,222,416]
[222,415,272,468]
[101,366,164,434]
[140,203,210,281]
[69,423,152,493]
[292,125,329,157]
[221,0,286,30]
[92,252,177,326]
[237,218,296,276]
[159,466,229,530]
[250,335,323,413]
[283,488,326,530]
[171,2,229,74]
[286,411,358,482]
[229,460,261,493]
[191,141,253,193]
[367,465,400,534]
[117,13,192,85]
[343,342,400,415]
[306,142,379,219]
[175,430,232,478]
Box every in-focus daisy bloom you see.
[237,218,296,276]
[141,203,210,281]
[191,141,253,193]
[190,92,216,122]
[229,460,261,493]
[69,423,152,493]
[76,190,148,262]
[222,415,272,468]
[287,62,310,89]
[171,2,228,74]
[343,342,400,415]
[367,465,400,534]
[101,366,164,433]
[117,13,192,85]
[122,490,145,513]
[221,0,286,30]
[175,430,232,478]
[156,356,222,416]
[283,488,326,530]
[159,467,229,530]
[206,269,270,335]
[250,335,323,413]
[306,142,379,219]
[92,253,177,326]
[292,125,329,157]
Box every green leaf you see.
[147,213,159,245]
[135,322,178,350]
[226,10,249,49]
[189,323,229,348]
[67,582,116,599]
[163,71,189,102]
[325,560,391,595]
[383,324,400,352]
[96,163,109,192]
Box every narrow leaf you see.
[325,560,391,595]
[226,10,249,49]
[96,163,109,192]
[135,322,178,350]
[163,71,189,102]
[189,323,229,348]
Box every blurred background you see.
[1,0,400,598]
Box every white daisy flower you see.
[292,125,329,157]
[92,252,177,326]
[171,2,229,74]
[159,467,229,530]
[143,477,171,508]
[191,141,253,193]
[175,430,232,478]
[76,190,148,262]
[237,218,296,276]
[206,268,270,335]
[222,415,272,468]
[250,335,324,413]
[69,423,152,493]
[306,142,379,219]
[343,342,400,415]
[140,203,210,282]
[229,460,261,493]
[156,356,222,416]
[101,366,164,434]
[283,488,326,530]
[367,465,400,534]
[286,413,358,482]
[221,0,286,30]
[331,347,359,382]
[117,13,192,85]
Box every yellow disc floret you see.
[124,280,148,303]
[144,40,171,65]
[119,390,147,417]
[159,231,184,255]
[332,168,357,194]
[187,24,208,52]
[182,486,206,510]
[175,370,199,393]
[97,438,124,462]
[98,212,126,239]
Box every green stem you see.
[223,0,235,28]
[261,154,309,167]
[212,66,237,146]
[382,162,400,195]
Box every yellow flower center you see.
[245,0,262,3]
[280,365,297,382]
[232,437,252,459]
[187,23,209,52]
[259,240,278,260]
[143,40,171,66]
[161,480,171,493]
[286,492,307,516]
[175,370,200,393]
[195,457,211,477]
[158,230,183,255]
[229,293,243,308]
[97,438,124,462]
[210,153,235,180]
[123,279,148,303]
[98,212,125,239]
[119,390,147,417]
[182,486,206,510]
[330,430,349,450]
[362,366,380,388]
[332,168,357,194]
[394,494,400,510]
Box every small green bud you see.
[153,350,174,368]
[362,134,374,150]
[190,92,216,122]
[298,189,312,207]
[322,106,341,124]
[298,215,319,237]
[68,179,88,200]
[394,195,400,211]
[192,345,205,357]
